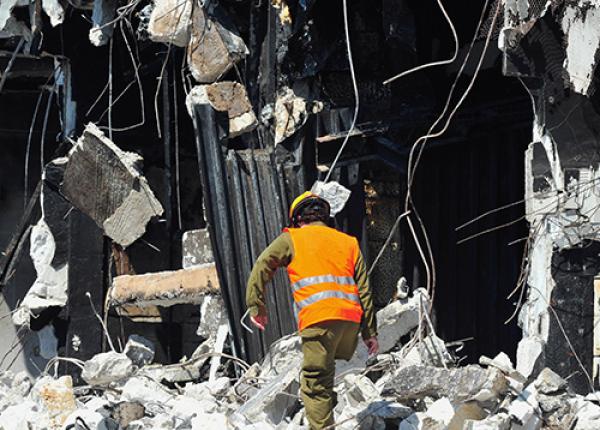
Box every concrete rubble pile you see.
[1,288,600,429]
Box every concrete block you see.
[186,83,257,138]
[110,265,219,307]
[187,7,247,83]
[148,0,193,47]
[182,229,214,269]
[33,376,76,429]
[123,335,155,367]
[81,352,134,386]
[60,123,163,247]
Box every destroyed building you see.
[1,0,600,428]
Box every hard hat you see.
[289,191,330,225]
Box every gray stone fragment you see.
[89,0,117,46]
[186,83,257,137]
[533,368,567,395]
[123,335,155,367]
[148,0,193,47]
[376,288,427,353]
[111,402,145,428]
[182,229,214,269]
[60,123,163,247]
[187,6,247,83]
[463,412,511,430]
[81,351,134,386]
[311,181,351,216]
[381,365,507,403]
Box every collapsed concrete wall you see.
[500,0,600,392]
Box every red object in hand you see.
[250,314,268,331]
[364,336,379,356]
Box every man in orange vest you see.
[246,191,379,429]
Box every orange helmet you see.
[289,191,330,227]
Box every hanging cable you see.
[322,0,360,183]
[383,0,459,86]
[403,0,499,302]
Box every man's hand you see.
[250,314,268,331]
[364,336,379,356]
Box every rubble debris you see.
[182,228,214,269]
[186,82,258,137]
[33,375,77,428]
[110,264,219,307]
[89,0,117,46]
[41,0,64,27]
[60,123,163,247]
[111,402,145,428]
[186,6,248,83]
[381,364,508,403]
[311,180,352,216]
[81,351,134,386]
[273,86,323,144]
[123,335,155,367]
[148,0,193,47]
[12,219,68,326]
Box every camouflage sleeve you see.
[246,232,294,317]
[355,250,378,340]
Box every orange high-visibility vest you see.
[285,224,363,331]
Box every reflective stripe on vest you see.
[295,289,361,310]
[291,275,356,292]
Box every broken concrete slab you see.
[110,264,219,307]
[187,6,248,83]
[381,365,507,404]
[110,401,145,428]
[148,0,193,47]
[12,219,68,327]
[63,408,118,430]
[377,288,427,353]
[197,294,227,338]
[120,377,175,407]
[572,399,600,430]
[273,86,323,144]
[182,228,214,269]
[186,83,257,137]
[81,351,134,386]
[60,123,163,247]
[123,335,155,367]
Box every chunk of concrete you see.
[376,288,428,353]
[190,412,228,429]
[311,181,351,216]
[463,412,511,430]
[110,402,145,428]
[230,361,300,427]
[197,294,227,338]
[382,365,507,403]
[533,368,567,395]
[508,385,539,427]
[120,377,174,406]
[111,265,219,307]
[123,335,155,367]
[81,352,134,386]
[41,0,64,27]
[182,228,214,269]
[60,123,163,247]
[0,401,44,430]
[516,336,545,380]
[399,398,455,430]
[33,376,76,428]
[259,334,302,380]
[89,0,117,46]
[274,86,323,144]
[186,83,257,137]
[13,219,68,326]
[572,399,600,430]
[148,0,193,47]
[187,6,247,83]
